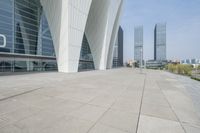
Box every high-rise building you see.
[112,26,123,68]
[118,26,124,67]
[134,26,143,62]
[154,23,166,61]
[0,0,123,73]
[113,37,119,68]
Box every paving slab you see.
[88,123,128,133]
[13,110,64,133]
[99,109,138,132]
[141,103,178,121]
[0,68,200,133]
[137,115,185,133]
[42,116,94,133]
[0,125,22,133]
[183,124,200,133]
[68,104,107,122]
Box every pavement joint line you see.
[10,100,91,131]
[176,76,200,120]
[85,97,118,133]
[141,113,180,123]
[157,80,187,133]
[0,87,42,102]
[86,78,137,133]
[98,122,130,133]
[2,69,199,132]
[135,73,147,133]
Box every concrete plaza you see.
[0,68,200,133]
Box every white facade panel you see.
[85,0,110,70]
[69,28,84,47]
[40,0,123,73]
[107,0,123,69]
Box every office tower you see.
[154,23,166,61]
[118,26,124,66]
[112,26,124,68]
[113,36,119,68]
[134,26,143,62]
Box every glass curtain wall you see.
[78,34,95,72]
[154,23,166,61]
[0,0,13,53]
[112,36,119,68]
[14,0,41,55]
[0,0,57,72]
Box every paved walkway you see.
[0,68,200,133]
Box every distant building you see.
[134,26,143,65]
[186,59,191,64]
[181,59,200,65]
[118,26,124,66]
[181,60,185,64]
[191,59,197,64]
[169,60,181,65]
[146,60,167,69]
[154,23,166,61]
[112,26,124,68]
[198,59,200,64]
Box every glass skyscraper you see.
[118,26,124,67]
[0,0,57,72]
[154,23,166,61]
[134,26,143,62]
[112,26,123,68]
[112,35,119,68]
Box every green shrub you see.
[165,64,168,70]
[191,77,200,81]
[182,64,193,76]
[167,64,192,76]
[168,64,177,73]
[177,64,184,74]
[198,65,200,70]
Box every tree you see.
[198,65,200,70]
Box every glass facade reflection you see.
[0,0,13,52]
[112,34,119,68]
[134,26,143,62]
[78,34,95,72]
[0,0,57,73]
[112,26,123,68]
[154,23,166,61]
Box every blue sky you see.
[121,0,200,61]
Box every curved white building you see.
[0,0,123,73]
[41,0,123,72]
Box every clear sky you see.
[121,0,200,62]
